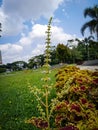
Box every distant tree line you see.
[0,61,28,73]
[0,38,98,73]
[29,38,98,67]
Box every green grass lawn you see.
[0,69,57,130]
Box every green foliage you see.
[12,61,28,70]
[81,5,98,41]
[0,69,56,130]
[28,38,98,67]
[28,55,44,69]
[0,67,6,73]
[50,46,59,65]
[72,38,98,61]
[54,65,98,129]
[5,61,28,71]
[56,43,70,63]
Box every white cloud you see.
[2,0,63,19]
[0,0,64,36]
[51,26,76,46]
[32,44,45,56]
[31,24,46,37]
[0,43,23,63]
[0,44,23,53]
[19,24,47,47]
[19,24,76,49]
[0,23,77,64]
[0,8,24,36]
[19,36,32,46]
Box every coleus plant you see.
[54,66,98,130]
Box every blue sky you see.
[0,0,98,64]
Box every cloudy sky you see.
[0,0,98,64]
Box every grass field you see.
[0,69,57,130]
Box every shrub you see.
[54,66,98,130]
[0,67,6,73]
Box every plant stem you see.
[44,17,52,130]
[45,85,50,129]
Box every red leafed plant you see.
[54,66,98,130]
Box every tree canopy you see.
[81,5,98,41]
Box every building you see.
[0,50,2,64]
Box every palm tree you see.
[81,5,98,41]
[75,36,94,60]
[82,36,94,60]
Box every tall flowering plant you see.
[26,17,56,130]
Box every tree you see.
[6,63,13,71]
[76,36,94,60]
[7,61,28,71]
[56,43,70,63]
[75,38,86,61]
[67,39,83,63]
[28,54,44,69]
[0,64,6,73]
[82,36,94,60]
[81,5,98,41]
[50,46,59,65]
[89,40,98,59]
[76,38,98,61]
